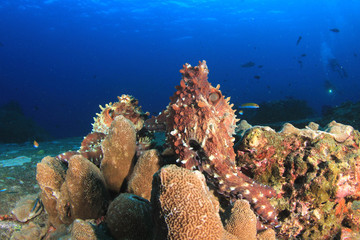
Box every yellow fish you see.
[240,103,259,109]
[33,140,39,148]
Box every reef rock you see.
[36,156,67,227]
[100,115,137,193]
[10,222,47,240]
[106,193,153,240]
[235,122,360,239]
[127,149,162,201]
[57,155,109,224]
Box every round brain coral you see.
[151,165,224,240]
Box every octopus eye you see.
[209,91,221,105]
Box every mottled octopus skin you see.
[145,61,278,227]
[56,132,106,167]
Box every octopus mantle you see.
[145,61,278,227]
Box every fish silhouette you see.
[241,61,255,68]
[329,28,340,33]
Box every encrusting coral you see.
[106,193,153,240]
[127,149,162,201]
[235,121,360,239]
[100,115,137,193]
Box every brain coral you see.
[106,193,153,240]
[151,164,225,240]
[100,115,137,193]
[127,149,162,200]
[57,155,109,224]
[224,200,257,240]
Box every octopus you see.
[145,60,279,228]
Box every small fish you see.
[254,75,261,80]
[240,103,259,108]
[258,65,263,68]
[31,197,42,212]
[241,61,256,68]
[296,36,302,46]
[33,140,39,148]
[238,110,244,115]
[0,188,6,192]
[329,28,340,33]
[300,53,307,57]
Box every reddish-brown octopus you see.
[145,60,279,228]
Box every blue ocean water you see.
[0,0,359,139]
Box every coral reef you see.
[106,193,153,240]
[16,60,359,240]
[100,115,137,193]
[145,61,278,228]
[127,149,162,200]
[235,121,360,239]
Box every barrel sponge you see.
[106,193,153,240]
[151,165,224,240]
[36,156,67,227]
[127,149,161,200]
[58,155,109,224]
[224,200,257,240]
[101,115,137,193]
